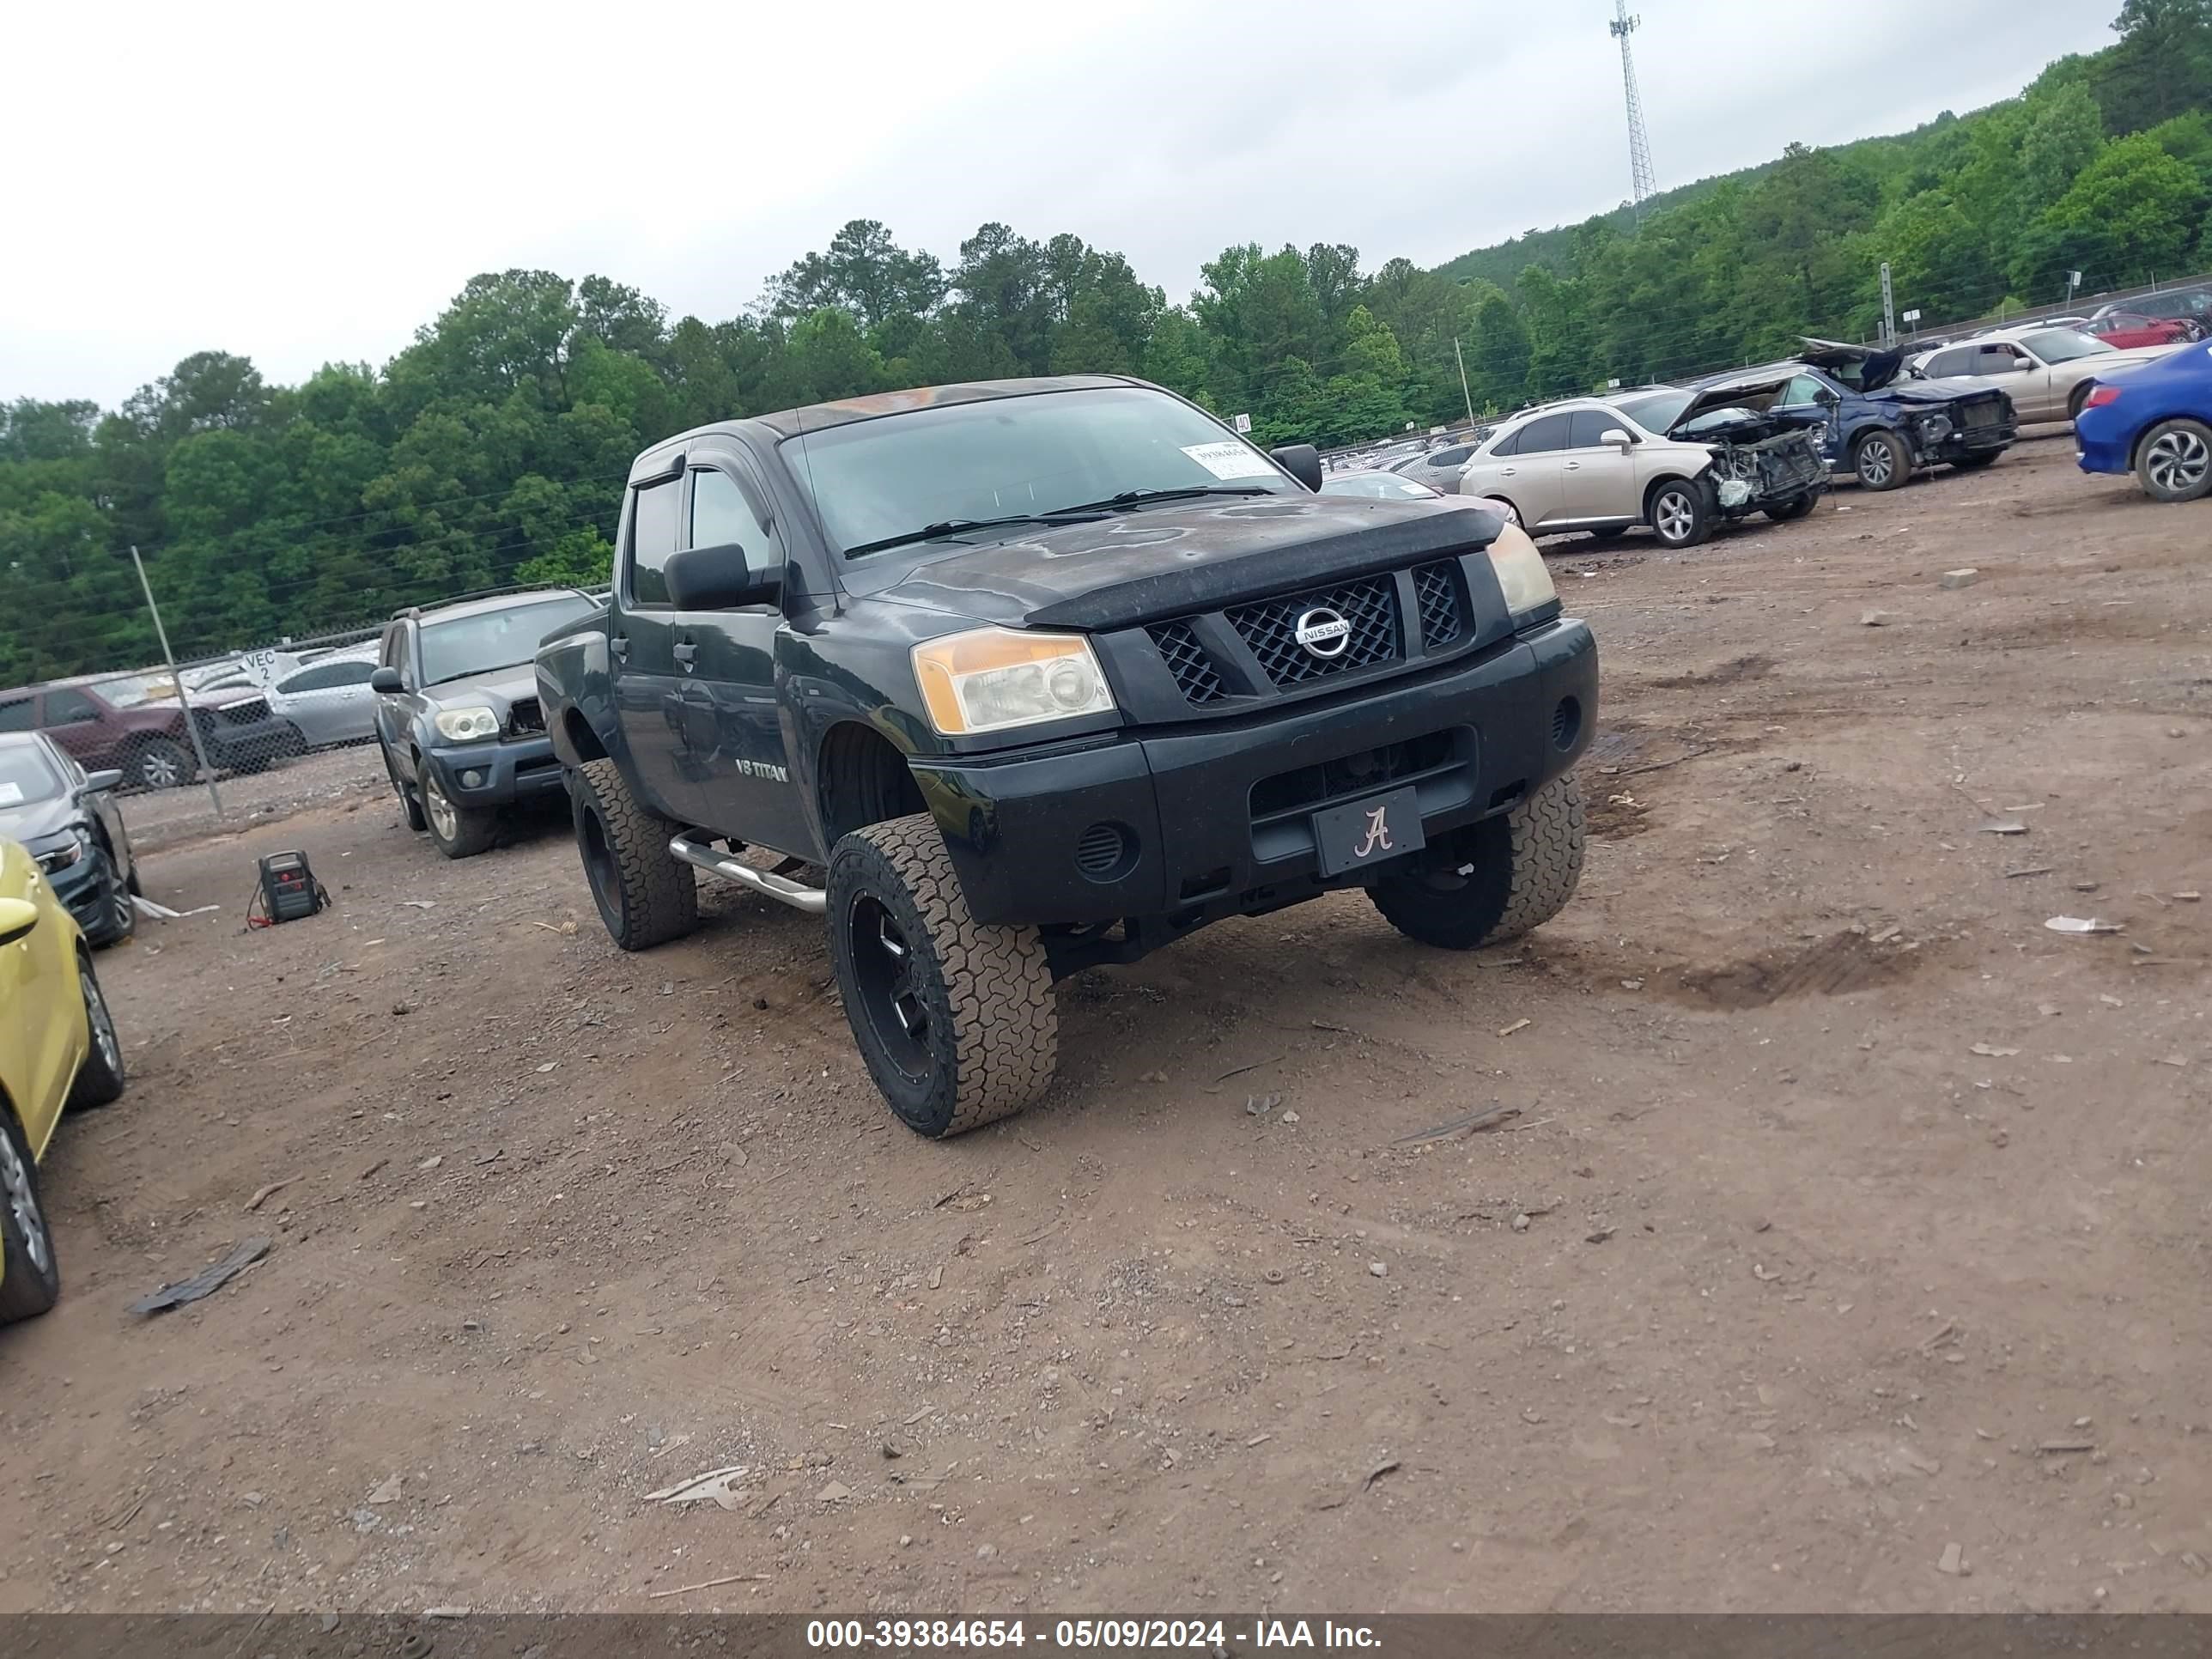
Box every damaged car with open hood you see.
[1453,386,1828,550]
[1683,339,2017,492]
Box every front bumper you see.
[912,617,1598,927]
[43,849,117,939]
[421,735,565,807]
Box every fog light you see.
[461,769,485,789]
[1551,696,1583,752]
[1075,822,1136,882]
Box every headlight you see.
[35,831,88,874]
[1918,413,1954,444]
[912,629,1116,737]
[434,706,501,742]
[1485,520,1558,618]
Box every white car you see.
[1911,325,2188,425]
[264,647,382,748]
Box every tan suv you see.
[1454,398,1712,547]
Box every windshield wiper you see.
[842,511,1108,558]
[1058,485,1279,513]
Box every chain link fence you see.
[5,578,610,848]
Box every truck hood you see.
[849,496,1500,632]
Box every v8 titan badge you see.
[1312,785,1425,877]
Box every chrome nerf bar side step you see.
[669,836,827,915]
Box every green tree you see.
[2014,131,2206,289]
[2095,0,2212,133]
[2018,83,2109,207]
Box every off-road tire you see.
[570,758,698,951]
[2134,417,2212,503]
[68,957,127,1109]
[129,736,193,792]
[1764,492,1819,521]
[826,813,1056,1139]
[1370,774,1586,951]
[1647,477,1713,549]
[383,744,428,831]
[0,1107,60,1324]
[1853,428,1910,491]
[422,769,497,860]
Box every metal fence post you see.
[129,544,222,819]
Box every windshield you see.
[1320,473,1439,500]
[0,744,64,808]
[2024,329,2113,363]
[1617,390,1692,434]
[779,386,1301,557]
[419,594,599,686]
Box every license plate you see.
[1312,786,1425,877]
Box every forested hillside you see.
[4,2,2210,681]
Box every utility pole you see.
[1453,337,1476,424]
[1610,2,1657,219]
[1879,262,1896,348]
[129,544,222,819]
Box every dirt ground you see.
[3,435,2207,1617]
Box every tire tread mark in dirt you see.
[1673,930,1915,1011]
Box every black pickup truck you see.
[536,376,1598,1137]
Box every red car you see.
[2087,312,2204,349]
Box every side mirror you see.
[0,896,39,948]
[1599,428,1634,452]
[84,769,124,793]
[664,542,782,611]
[370,666,404,694]
[1269,443,1324,492]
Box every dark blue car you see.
[1689,341,2017,492]
[2075,339,2212,502]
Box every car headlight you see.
[913,629,1116,737]
[1485,520,1558,619]
[1918,413,1954,444]
[35,830,88,873]
[434,707,501,742]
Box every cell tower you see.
[1610,0,1657,218]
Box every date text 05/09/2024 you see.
[805,1619,1382,1650]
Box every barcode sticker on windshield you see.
[0,782,23,806]
[1180,441,1275,481]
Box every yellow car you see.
[1,836,126,1324]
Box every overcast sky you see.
[7,0,2117,410]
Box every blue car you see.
[2075,340,2212,502]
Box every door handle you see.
[1564,460,1582,471]
[673,641,698,668]
[1500,466,1517,477]
[610,635,629,659]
